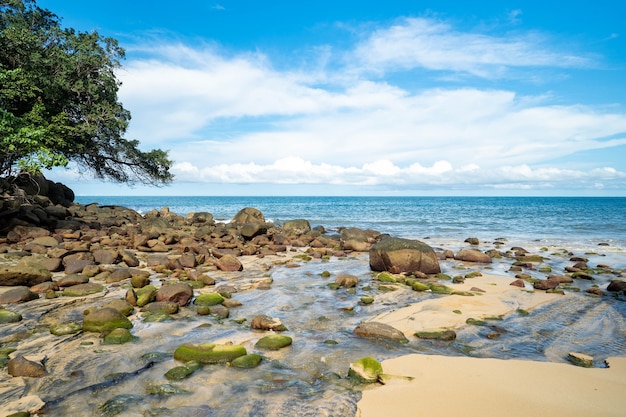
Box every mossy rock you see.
[141,301,179,314]
[5,412,30,417]
[173,343,246,363]
[50,322,82,336]
[131,275,151,288]
[103,328,135,345]
[165,360,201,380]
[135,285,158,307]
[465,271,482,278]
[231,353,262,368]
[517,308,530,316]
[0,309,22,324]
[411,282,429,292]
[428,283,454,294]
[415,329,457,341]
[142,311,173,322]
[434,273,451,280]
[567,352,593,368]
[348,356,383,383]
[320,271,331,278]
[62,283,105,297]
[193,292,224,306]
[376,272,397,283]
[103,299,135,316]
[466,318,487,326]
[360,296,375,305]
[255,334,293,350]
[83,308,133,333]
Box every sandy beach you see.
[358,273,626,417]
[357,353,626,417]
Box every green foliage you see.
[0,0,172,184]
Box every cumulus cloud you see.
[112,15,626,194]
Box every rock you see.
[56,274,90,287]
[239,223,268,240]
[251,314,288,332]
[455,248,492,263]
[354,322,408,343]
[464,237,480,245]
[7,355,47,377]
[533,278,560,290]
[369,237,441,274]
[341,228,379,252]
[414,329,457,341]
[82,307,133,333]
[0,261,52,286]
[231,353,262,368]
[93,249,119,265]
[230,207,265,224]
[62,283,104,297]
[173,343,247,363]
[0,286,39,303]
[164,361,201,380]
[335,273,359,288]
[142,301,179,314]
[131,275,151,288]
[103,328,135,344]
[135,285,158,307]
[156,282,194,306]
[214,254,243,272]
[607,280,626,293]
[567,352,593,368]
[193,292,224,306]
[348,356,383,383]
[64,258,94,274]
[0,309,22,323]
[283,219,311,235]
[510,279,526,288]
[103,299,135,316]
[255,334,293,350]
[106,268,132,283]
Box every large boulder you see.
[283,219,311,236]
[230,207,265,224]
[369,237,441,274]
[341,228,380,252]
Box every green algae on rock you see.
[231,353,263,368]
[165,360,201,380]
[62,283,105,297]
[103,328,135,344]
[193,292,224,306]
[348,356,383,383]
[255,334,293,350]
[0,309,22,323]
[173,343,247,363]
[82,308,133,333]
[414,329,457,341]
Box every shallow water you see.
[3,238,626,416]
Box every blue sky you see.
[38,0,626,196]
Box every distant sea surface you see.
[75,196,626,251]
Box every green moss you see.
[255,334,293,350]
[376,272,397,283]
[435,273,451,280]
[164,361,200,380]
[103,328,135,345]
[466,318,487,326]
[135,285,158,307]
[428,283,454,294]
[348,356,383,383]
[0,309,22,324]
[231,354,262,368]
[193,292,224,306]
[320,270,331,278]
[517,308,530,316]
[173,343,247,363]
[465,271,483,278]
[411,282,429,292]
[452,309,462,314]
[414,329,457,341]
[360,296,375,305]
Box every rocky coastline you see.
[1,178,626,416]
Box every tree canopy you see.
[0,0,173,185]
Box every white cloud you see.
[351,17,592,78]
[108,16,626,195]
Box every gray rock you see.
[354,322,408,343]
[369,237,441,274]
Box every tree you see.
[0,0,173,185]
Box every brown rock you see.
[0,286,39,303]
[510,279,526,288]
[335,273,359,288]
[455,249,492,264]
[251,314,287,331]
[0,261,52,286]
[533,278,560,290]
[354,322,408,343]
[93,249,119,265]
[8,355,47,377]
[215,254,243,272]
[156,282,194,306]
[369,237,441,274]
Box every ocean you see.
[75,196,626,250]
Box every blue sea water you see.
[75,196,626,249]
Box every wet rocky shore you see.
[1,182,626,416]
